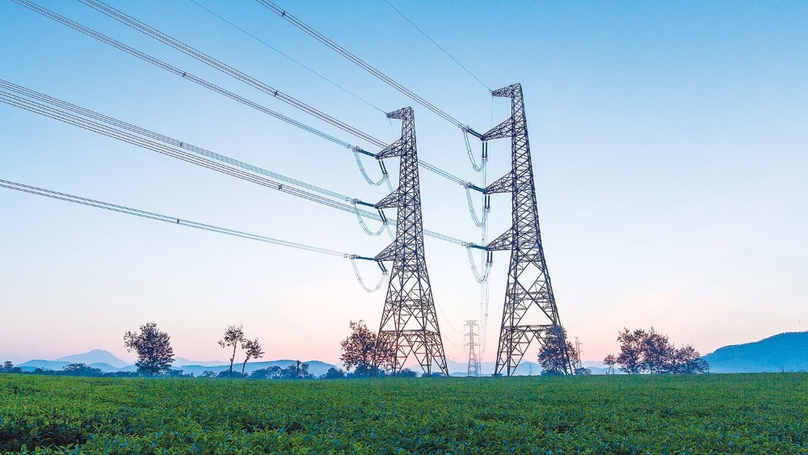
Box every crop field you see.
[1,373,807,454]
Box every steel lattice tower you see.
[481,83,573,376]
[464,320,481,377]
[373,107,449,377]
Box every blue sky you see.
[1,0,806,369]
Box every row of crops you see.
[1,373,807,454]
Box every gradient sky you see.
[1,0,806,371]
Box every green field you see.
[1,373,806,454]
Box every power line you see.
[186,0,386,114]
[0,89,367,214]
[0,178,366,259]
[10,0,477,191]
[0,85,478,248]
[77,0,386,149]
[0,79,353,203]
[255,0,480,135]
[380,0,491,92]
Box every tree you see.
[124,322,174,376]
[240,338,264,377]
[610,328,709,375]
[666,345,709,374]
[61,363,103,377]
[340,320,395,376]
[615,328,647,374]
[251,366,282,379]
[1,361,22,374]
[279,362,313,379]
[641,328,674,374]
[398,368,418,378]
[218,324,245,377]
[537,325,574,375]
[603,354,617,374]
[322,367,346,379]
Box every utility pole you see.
[374,107,449,377]
[482,83,573,376]
[464,320,481,377]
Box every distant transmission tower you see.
[482,83,573,376]
[374,107,449,377]
[464,320,481,377]
[574,337,583,372]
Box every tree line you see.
[2,321,709,378]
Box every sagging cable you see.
[463,128,486,173]
[465,184,489,228]
[466,247,493,284]
[350,257,388,293]
[352,200,388,236]
[352,147,393,192]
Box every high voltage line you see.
[0,82,480,248]
[77,0,385,148]
[379,0,491,92]
[186,0,387,115]
[256,0,484,137]
[0,178,375,260]
[10,0,481,192]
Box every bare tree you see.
[340,320,395,376]
[218,324,245,377]
[603,354,617,374]
[124,322,174,376]
[537,325,574,375]
[240,338,265,377]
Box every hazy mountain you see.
[18,360,71,372]
[704,331,808,373]
[444,358,544,376]
[56,349,128,368]
[173,357,228,367]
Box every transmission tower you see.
[464,320,481,377]
[374,107,449,377]
[482,83,573,376]
[574,337,583,372]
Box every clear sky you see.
[1,0,806,370]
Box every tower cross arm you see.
[484,173,513,194]
[374,241,396,262]
[481,117,513,141]
[486,230,513,251]
[375,189,400,209]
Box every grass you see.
[1,373,806,454]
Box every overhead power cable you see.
[186,0,386,114]
[0,79,352,203]
[379,0,491,92]
[11,0,474,191]
[0,85,477,248]
[255,0,479,134]
[77,0,387,149]
[0,178,367,260]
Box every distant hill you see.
[174,357,227,367]
[704,331,808,373]
[55,349,128,369]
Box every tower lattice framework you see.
[374,107,449,377]
[481,83,572,376]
